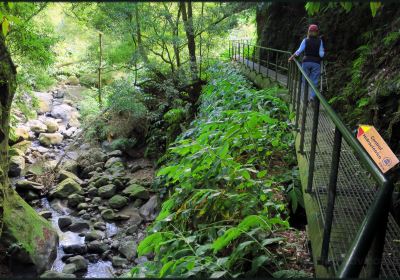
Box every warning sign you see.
[357,125,399,173]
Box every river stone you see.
[15,179,44,193]
[23,190,39,201]
[107,150,123,158]
[93,222,106,231]
[93,177,109,188]
[98,184,116,198]
[104,157,124,169]
[92,197,102,205]
[40,270,76,278]
[59,170,82,184]
[87,187,98,198]
[39,132,63,146]
[139,195,159,221]
[39,211,52,220]
[51,103,78,122]
[8,156,25,177]
[66,255,88,271]
[118,240,137,261]
[67,194,85,208]
[61,159,78,175]
[101,209,115,221]
[77,203,89,210]
[87,240,108,254]
[67,75,79,85]
[122,184,149,200]
[84,231,103,242]
[50,178,82,199]
[58,216,72,230]
[29,120,47,133]
[62,263,77,274]
[9,147,24,157]
[12,140,32,154]
[108,195,128,209]
[62,244,87,255]
[111,256,127,268]
[44,119,59,133]
[126,225,138,234]
[69,221,90,233]
[14,126,30,143]
[33,92,53,114]
[117,205,143,226]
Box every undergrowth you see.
[128,63,308,278]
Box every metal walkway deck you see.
[234,56,400,277]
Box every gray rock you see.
[68,221,90,233]
[38,132,63,146]
[98,184,116,198]
[87,187,98,197]
[105,157,124,169]
[62,244,87,255]
[66,255,88,271]
[15,179,44,193]
[62,263,77,274]
[118,240,137,261]
[122,184,149,200]
[44,118,59,133]
[84,231,103,242]
[92,197,102,205]
[67,194,85,208]
[101,209,115,221]
[108,195,128,209]
[93,177,109,188]
[33,91,53,114]
[59,170,83,184]
[87,240,108,254]
[29,120,47,133]
[111,256,127,268]
[93,222,106,231]
[107,150,123,158]
[58,216,72,230]
[9,156,25,177]
[139,195,159,221]
[135,256,149,265]
[126,225,138,234]
[77,203,89,210]
[39,211,53,219]
[40,270,76,278]
[49,178,82,199]
[22,190,39,201]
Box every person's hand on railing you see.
[288,54,296,62]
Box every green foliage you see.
[305,1,382,17]
[383,31,400,47]
[129,63,308,278]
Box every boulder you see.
[29,120,47,133]
[40,270,76,278]
[87,240,108,254]
[84,231,103,242]
[93,177,110,188]
[49,178,82,199]
[93,222,106,231]
[62,244,87,255]
[111,256,127,268]
[22,190,39,201]
[33,92,53,114]
[139,195,159,221]
[9,147,24,157]
[104,157,124,169]
[77,203,89,210]
[118,240,137,261]
[108,195,128,209]
[98,184,116,198]
[87,187,98,198]
[44,119,59,133]
[51,104,80,124]
[122,184,149,200]
[39,211,52,220]
[67,75,79,86]
[62,263,77,274]
[11,140,31,154]
[52,89,65,98]
[68,221,90,233]
[66,255,88,271]
[39,133,63,146]
[60,160,78,175]
[14,126,30,143]
[107,150,123,158]
[15,180,44,193]
[59,170,83,184]
[9,156,25,177]
[2,191,58,275]
[58,216,72,230]
[67,194,85,208]
[101,209,115,221]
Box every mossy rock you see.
[108,195,128,209]
[49,178,82,199]
[122,184,149,200]
[67,75,79,86]
[2,190,58,275]
[59,170,82,184]
[11,140,32,154]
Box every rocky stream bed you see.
[6,83,158,278]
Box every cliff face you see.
[256,2,400,154]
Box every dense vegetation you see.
[126,63,308,278]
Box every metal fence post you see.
[319,127,342,266]
[295,70,302,130]
[306,98,320,192]
[252,46,255,71]
[275,53,278,81]
[299,82,308,153]
[258,47,261,73]
[266,50,269,76]
[247,44,250,66]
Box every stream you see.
[9,83,157,278]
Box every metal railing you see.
[229,40,397,278]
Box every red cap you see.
[308,24,319,32]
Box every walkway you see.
[234,56,400,277]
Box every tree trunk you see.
[0,33,17,237]
[180,1,198,81]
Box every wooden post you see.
[98,32,103,108]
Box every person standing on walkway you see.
[288,24,325,102]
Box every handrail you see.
[229,40,395,278]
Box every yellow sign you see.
[357,125,399,173]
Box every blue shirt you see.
[295,38,325,57]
